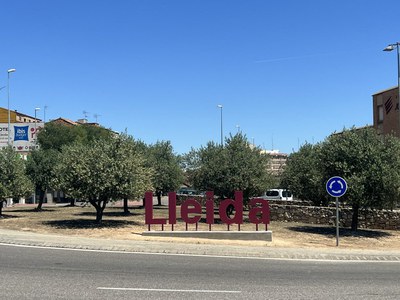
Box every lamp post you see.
[34,107,40,126]
[217,104,223,146]
[34,107,40,150]
[383,42,400,135]
[7,69,16,145]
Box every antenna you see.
[94,113,101,123]
[83,110,89,119]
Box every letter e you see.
[181,199,202,224]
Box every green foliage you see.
[281,127,400,230]
[26,148,60,210]
[177,148,200,186]
[143,141,184,203]
[319,128,400,211]
[112,135,154,200]
[37,122,113,151]
[281,143,327,205]
[191,133,274,202]
[26,149,59,193]
[0,147,34,202]
[57,135,152,222]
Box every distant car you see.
[261,189,293,201]
[177,188,198,195]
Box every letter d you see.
[219,191,243,225]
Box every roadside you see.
[1,203,400,261]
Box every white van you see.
[262,189,293,201]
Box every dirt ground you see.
[1,203,400,250]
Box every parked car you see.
[261,189,293,201]
[177,188,198,195]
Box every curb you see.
[1,229,400,262]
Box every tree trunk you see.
[90,198,108,223]
[36,190,45,211]
[95,207,103,222]
[157,191,162,206]
[0,200,4,217]
[123,197,130,214]
[351,203,359,231]
[70,198,76,207]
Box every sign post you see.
[326,176,347,247]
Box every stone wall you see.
[270,202,400,230]
[176,196,400,230]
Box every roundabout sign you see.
[326,176,348,247]
[326,176,347,197]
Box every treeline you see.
[281,127,400,230]
[2,124,400,230]
[0,124,274,222]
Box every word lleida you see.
[145,191,270,229]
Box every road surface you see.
[1,244,399,299]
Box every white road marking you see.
[97,287,241,293]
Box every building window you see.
[378,105,384,123]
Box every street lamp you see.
[34,107,40,146]
[383,42,400,135]
[217,104,223,146]
[7,68,16,145]
[34,107,40,123]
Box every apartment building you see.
[373,86,399,136]
[0,107,41,123]
[0,107,43,154]
[262,149,288,176]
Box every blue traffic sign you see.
[326,176,347,197]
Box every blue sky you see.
[1,0,400,154]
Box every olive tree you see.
[192,133,274,203]
[144,141,184,206]
[37,121,114,206]
[0,147,33,216]
[37,122,113,151]
[26,149,59,211]
[57,136,152,222]
[282,127,400,230]
[281,143,328,206]
[319,127,400,230]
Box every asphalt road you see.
[1,244,399,300]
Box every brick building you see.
[0,107,41,123]
[261,150,288,176]
[373,86,399,136]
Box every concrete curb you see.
[1,229,400,262]
[142,230,272,241]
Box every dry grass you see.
[1,203,400,250]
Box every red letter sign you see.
[248,198,270,224]
[145,191,167,225]
[181,199,202,224]
[218,191,243,225]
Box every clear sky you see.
[1,0,400,154]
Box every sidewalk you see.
[1,228,400,262]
